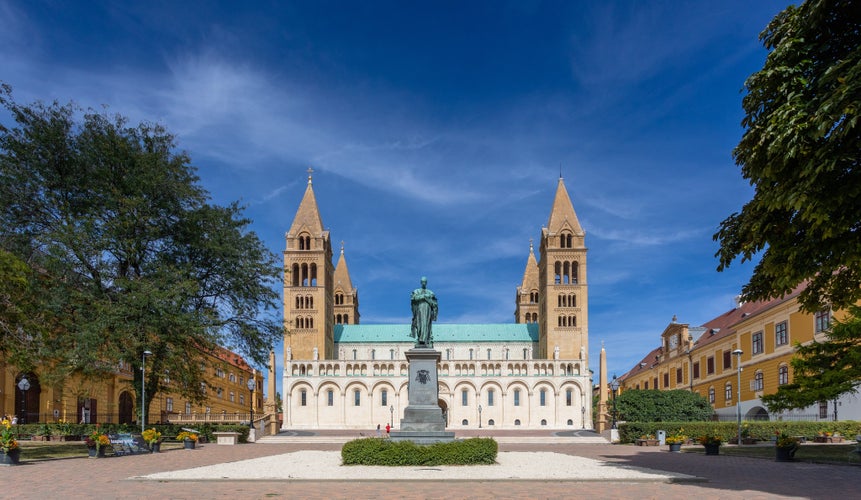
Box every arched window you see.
[541,419,547,426]
[540,389,546,406]
[308,295,313,308]
[571,261,579,283]
[754,371,764,391]
[562,261,570,284]
[725,383,732,401]
[300,389,307,406]
[778,365,789,385]
[488,419,495,426]
[567,419,573,426]
[571,294,576,307]
[292,264,300,286]
[344,314,349,323]
[708,386,715,404]
[554,261,561,284]
[514,419,521,426]
[462,419,469,426]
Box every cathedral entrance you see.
[438,399,448,427]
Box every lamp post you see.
[390,405,394,428]
[733,349,743,446]
[141,350,152,433]
[581,406,586,429]
[247,377,256,430]
[478,404,482,429]
[17,376,30,430]
[610,375,620,430]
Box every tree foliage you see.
[762,305,861,412]
[0,84,282,408]
[714,0,861,313]
[615,389,713,422]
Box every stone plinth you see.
[389,347,455,444]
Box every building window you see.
[462,389,468,406]
[352,349,357,360]
[514,389,520,406]
[446,349,451,360]
[488,389,494,407]
[469,349,474,360]
[327,389,334,406]
[354,390,361,406]
[725,383,732,402]
[540,389,546,406]
[815,309,831,333]
[819,401,828,419]
[752,331,763,355]
[230,391,235,402]
[566,389,572,406]
[239,394,245,405]
[708,387,715,404]
[676,368,683,384]
[723,351,732,371]
[301,390,307,406]
[778,365,789,385]
[185,401,192,414]
[707,356,715,375]
[487,348,492,360]
[514,419,521,426]
[166,398,173,412]
[381,389,388,407]
[663,373,669,388]
[775,321,788,346]
[644,381,649,390]
[693,361,700,379]
[754,371,764,391]
[523,348,528,360]
[371,349,375,360]
[390,349,395,360]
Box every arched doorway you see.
[118,391,134,424]
[746,406,770,421]
[15,373,41,424]
[438,399,448,427]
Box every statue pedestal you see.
[390,347,455,444]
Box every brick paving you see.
[2,432,859,499]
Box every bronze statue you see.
[410,277,438,346]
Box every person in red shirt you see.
[385,423,391,436]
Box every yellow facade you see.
[1,345,263,425]
[619,286,848,420]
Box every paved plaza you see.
[2,430,859,499]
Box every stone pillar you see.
[389,348,454,444]
[596,345,609,433]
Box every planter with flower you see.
[1,418,21,466]
[33,423,52,442]
[142,428,162,453]
[636,434,660,446]
[698,433,723,455]
[177,431,198,450]
[50,420,75,441]
[665,430,687,452]
[775,432,799,462]
[85,430,111,458]
[814,431,843,443]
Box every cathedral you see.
[280,173,592,430]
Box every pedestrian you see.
[385,423,391,436]
[376,424,381,437]
[11,415,18,425]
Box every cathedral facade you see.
[281,174,592,430]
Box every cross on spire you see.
[307,167,314,184]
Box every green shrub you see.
[341,437,497,466]
[619,420,861,444]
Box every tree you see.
[762,305,861,412]
[615,390,713,422]
[0,84,282,411]
[713,0,861,313]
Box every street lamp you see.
[581,406,586,429]
[610,375,620,430]
[247,377,256,431]
[478,404,482,429]
[733,349,743,446]
[17,376,30,429]
[390,405,394,428]
[141,350,152,433]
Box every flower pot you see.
[1,448,21,466]
[668,443,682,452]
[776,446,797,462]
[704,444,720,455]
[183,439,195,450]
[88,447,106,458]
[150,442,161,453]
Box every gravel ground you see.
[139,450,702,482]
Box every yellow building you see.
[1,344,264,426]
[619,285,861,421]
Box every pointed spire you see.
[333,242,354,291]
[288,169,325,236]
[519,240,539,291]
[546,177,583,235]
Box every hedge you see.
[619,420,861,444]
[11,422,252,443]
[341,437,498,466]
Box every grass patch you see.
[683,443,861,465]
[341,437,498,466]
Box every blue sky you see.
[1,1,788,395]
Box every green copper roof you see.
[334,323,538,343]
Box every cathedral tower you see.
[283,171,335,361]
[538,177,588,360]
[333,243,360,325]
[515,241,539,324]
